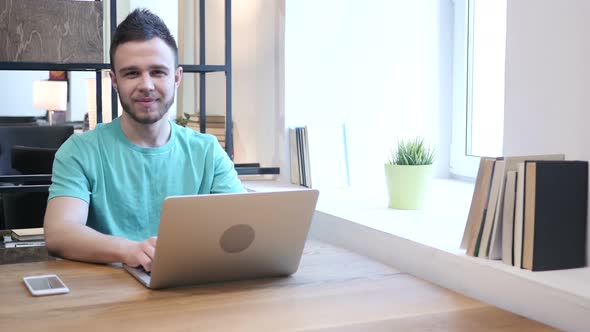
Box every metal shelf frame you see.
[0,0,279,177]
[0,62,110,71]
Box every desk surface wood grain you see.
[0,241,556,332]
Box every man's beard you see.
[120,91,175,125]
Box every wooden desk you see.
[0,241,555,331]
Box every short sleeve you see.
[210,143,246,194]
[48,137,92,203]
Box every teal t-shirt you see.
[48,118,245,241]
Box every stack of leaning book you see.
[460,154,587,271]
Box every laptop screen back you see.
[146,189,319,289]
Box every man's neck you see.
[119,114,171,148]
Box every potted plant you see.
[176,112,192,127]
[385,137,436,210]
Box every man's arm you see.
[44,196,157,271]
[210,141,246,193]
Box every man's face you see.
[110,38,182,125]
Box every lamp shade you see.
[33,80,67,111]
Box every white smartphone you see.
[23,274,70,296]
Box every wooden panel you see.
[0,0,103,63]
[0,241,557,331]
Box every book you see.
[501,170,517,265]
[461,157,488,249]
[289,126,312,187]
[185,122,227,149]
[3,241,45,248]
[296,127,305,185]
[205,127,226,136]
[488,154,564,260]
[487,170,507,260]
[11,227,45,241]
[186,114,227,142]
[513,162,526,268]
[289,128,300,185]
[190,113,226,123]
[302,126,312,187]
[465,158,496,256]
[477,159,506,258]
[187,123,226,133]
[188,121,225,128]
[522,160,588,271]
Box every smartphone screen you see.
[27,276,65,291]
[24,275,69,296]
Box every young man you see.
[44,9,244,271]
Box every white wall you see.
[178,0,284,171]
[232,0,284,171]
[0,70,95,122]
[285,0,453,189]
[180,0,455,186]
[126,0,179,42]
[69,71,95,122]
[0,71,48,117]
[503,0,590,259]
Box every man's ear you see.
[175,66,183,88]
[109,70,118,91]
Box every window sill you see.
[315,179,590,291]
[314,179,474,254]
[243,178,590,332]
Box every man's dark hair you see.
[110,8,178,70]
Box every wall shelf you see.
[181,65,227,73]
[0,62,110,71]
[235,167,281,176]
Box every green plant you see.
[388,137,436,165]
[175,112,192,127]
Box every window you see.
[450,0,507,178]
[286,0,452,191]
[286,0,506,187]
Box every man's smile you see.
[134,97,158,108]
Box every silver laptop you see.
[124,189,319,289]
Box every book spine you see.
[522,161,537,270]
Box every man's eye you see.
[152,70,166,76]
[124,72,138,77]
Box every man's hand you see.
[45,197,159,268]
[122,237,158,272]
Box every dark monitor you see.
[0,126,73,175]
[0,126,73,230]
[11,146,58,175]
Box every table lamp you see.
[33,80,67,126]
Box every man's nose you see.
[138,73,155,91]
